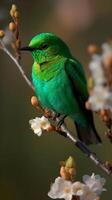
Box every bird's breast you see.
[33,69,80,114]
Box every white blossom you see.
[83,173,106,195]
[72,181,97,200]
[48,178,97,200]
[29,116,51,136]
[89,54,106,86]
[88,42,112,111]
[48,174,106,200]
[88,86,112,111]
[48,177,73,200]
[102,42,112,61]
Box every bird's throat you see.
[32,57,67,81]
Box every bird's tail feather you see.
[75,122,102,145]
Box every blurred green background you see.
[0,0,112,200]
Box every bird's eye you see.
[38,44,48,50]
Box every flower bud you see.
[0,30,5,38]
[16,39,21,49]
[60,166,65,176]
[11,4,17,12]
[65,156,75,168]
[10,9,14,17]
[95,197,100,200]
[9,22,16,32]
[60,166,71,180]
[99,109,110,122]
[103,115,110,122]
[100,109,107,117]
[85,101,91,110]
[44,108,52,118]
[31,96,39,107]
[103,54,112,68]
[105,160,112,169]
[14,11,19,19]
[87,44,98,55]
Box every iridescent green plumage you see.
[22,32,102,145]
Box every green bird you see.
[20,32,101,145]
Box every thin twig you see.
[0,39,112,176]
[0,39,34,91]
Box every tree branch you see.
[56,120,112,176]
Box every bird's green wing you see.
[65,58,89,101]
[64,58,102,144]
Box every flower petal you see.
[29,117,43,136]
[40,116,51,130]
[48,177,73,200]
[83,173,106,195]
[34,128,42,136]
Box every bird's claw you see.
[44,108,52,118]
[56,115,67,129]
[52,112,61,120]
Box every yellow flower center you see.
[41,121,47,127]
[64,187,71,193]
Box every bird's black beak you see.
[19,46,34,52]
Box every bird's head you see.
[20,32,71,64]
